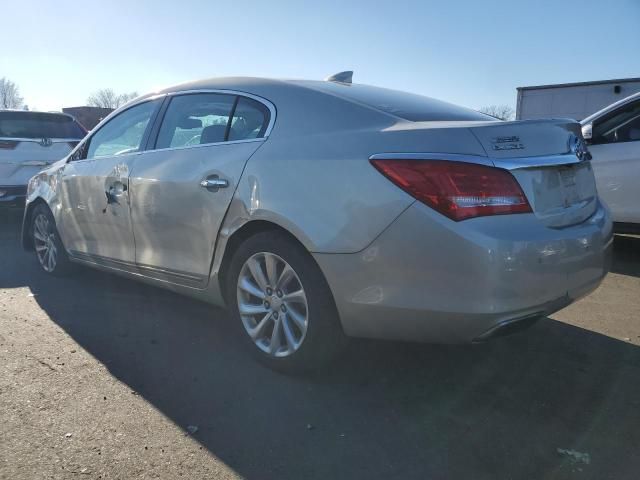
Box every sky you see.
[3,0,639,112]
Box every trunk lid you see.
[469,119,597,228]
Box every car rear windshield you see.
[302,81,493,122]
[0,112,86,139]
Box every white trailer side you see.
[517,78,640,121]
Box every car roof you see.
[151,76,313,102]
[101,76,392,139]
[0,109,76,120]
[149,76,389,107]
[158,76,292,93]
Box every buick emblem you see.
[39,138,53,147]
[569,134,591,162]
[491,135,524,151]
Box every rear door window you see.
[228,97,270,140]
[154,93,271,149]
[155,93,236,149]
[0,112,86,139]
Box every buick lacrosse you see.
[22,73,612,370]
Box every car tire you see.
[30,204,73,276]
[227,230,347,373]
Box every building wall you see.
[516,79,640,121]
[62,106,113,130]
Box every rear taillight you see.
[370,159,532,221]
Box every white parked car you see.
[582,92,640,233]
[0,110,87,207]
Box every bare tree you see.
[479,104,515,121]
[117,91,138,105]
[87,88,139,109]
[0,77,24,109]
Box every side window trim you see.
[138,97,167,153]
[143,95,171,152]
[147,89,275,153]
[224,96,240,142]
[147,92,235,150]
[72,98,164,161]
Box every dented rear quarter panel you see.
[220,125,489,254]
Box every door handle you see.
[105,181,127,205]
[200,176,229,192]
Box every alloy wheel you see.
[33,213,58,273]
[236,252,309,357]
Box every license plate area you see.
[558,163,593,207]
[559,166,579,206]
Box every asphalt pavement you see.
[1,209,639,479]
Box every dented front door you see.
[59,153,137,263]
[56,98,162,265]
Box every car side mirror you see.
[581,123,592,142]
[67,141,87,162]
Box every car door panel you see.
[129,141,263,283]
[590,141,640,224]
[59,155,137,262]
[56,99,162,264]
[587,97,640,225]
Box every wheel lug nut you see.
[281,305,286,312]
[264,301,270,309]
[273,312,279,319]
[266,288,273,296]
[276,289,283,298]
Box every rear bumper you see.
[0,185,27,208]
[314,200,613,343]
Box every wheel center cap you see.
[270,295,283,311]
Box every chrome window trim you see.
[68,150,143,165]
[369,152,585,170]
[72,96,166,162]
[91,89,276,155]
[92,93,168,131]
[73,137,266,159]
[164,88,276,138]
[146,137,265,155]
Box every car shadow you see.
[610,234,640,278]
[2,213,640,479]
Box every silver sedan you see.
[22,73,612,371]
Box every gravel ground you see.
[1,210,640,479]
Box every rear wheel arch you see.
[218,220,311,303]
[221,223,347,371]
